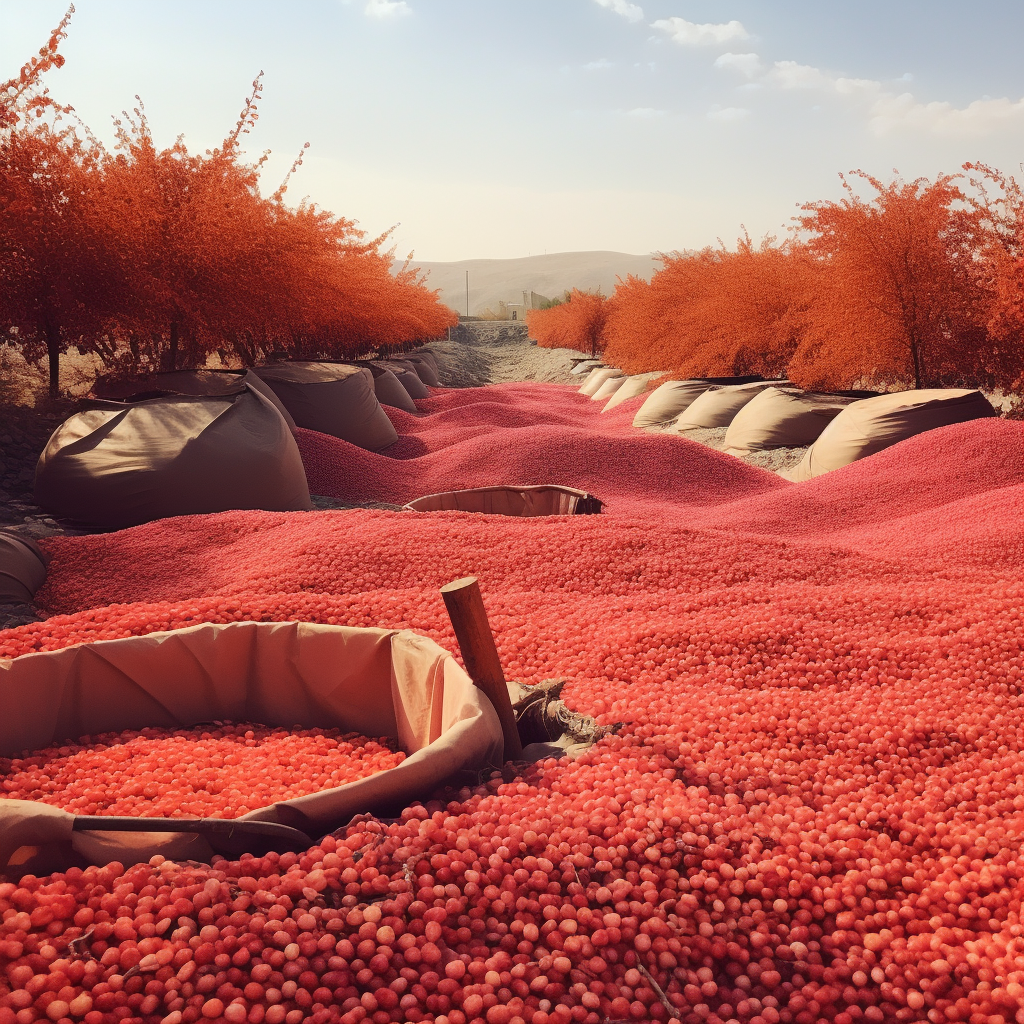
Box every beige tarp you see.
[632,376,767,429]
[590,375,626,401]
[253,363,399,450]
[0,621,504,874]
[722,387,864,455]
[404,485,602,516]
[570,360,604,376]
[783,389,998,482]
[580,367,621,396]
[674,380,792,431]
[94,369,298,434]
[34,389,312,530]
[602,375,657,412]
[0,531,46,603]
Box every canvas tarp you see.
[381,363,430,399]
[253,363,399,450]
[602,375,657,412]
[580,367,621,396]
[722,387,865,455]
[570,360,603,376]
[0,531,46,603]
[632,376,767,429]
[783,389,998,482]
[404,485,602,516]
[0,621,504,874]
[403,355,441,387]
[93,369,298,434]
[34,389,312,530]
[674,380,792,431]
[590,375,626,401]
[355,364,418,412]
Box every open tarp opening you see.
[0,531,47,603]
[0,621,504,874]
[253,362,399,450]
[403,485,603,516]
[674,380,793,431]
[92,369,298,433]
[34,389,312,530]
[722,387,866,455]
[783,389,999,481]
[632,376,767,429]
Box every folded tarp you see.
[381,362,430,399]
[93,369,298,433]
[570,359,604,376]
[0,531,46,603]
[722,387,866,455]
[34,389,312,530]
[404,485,603,516]
[403,355,441,387]
[602,375,658,412]
[353,363,418,412]
[580,367,621,396]
[674,380,792,431]
[0,621,504,873]
[253,362,399,450]
[591,375,626,401]
[632,376,767,429]
[783,389,998,482]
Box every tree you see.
[526,289,607,356]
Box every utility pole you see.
[466,270,470,317]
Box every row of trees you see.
[528,169,1023,393]
[1,9,456,398]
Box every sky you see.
[2,0,1023,261]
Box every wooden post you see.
[440,576,523,760]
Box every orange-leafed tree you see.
[526,289,607,356]
[600,236,811,379]
[789,171,991,391]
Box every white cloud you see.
[364,0,410,18]
[652,17,749,47]
[714,52,763,78]
[767,60,828,89]
[707,106,751,122]
[584,58,614,71]
[592,0,644,23]
[627,107,666,118]
[763,59,1024,136]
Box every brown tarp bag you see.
[93,369,298,434]
[0,531,47,603]
[602,375,658,412]
[381,362,430,399]
[570,360,603,377]
[632,376,767,429]
[403,355,441,388]
[0,621,503,873]
[722,387,863,455]
[783,389,998,481]
[370,367,419,411]
[253,363,400,450]
[404,485,602,516]
[34,389,312,530]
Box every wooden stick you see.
[440,576,523,759]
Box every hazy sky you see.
[3,1,1023,261]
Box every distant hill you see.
[396,251,660,317]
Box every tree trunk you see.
[909,336,923,389]
[43,318,60,399]
[168,321,179,372]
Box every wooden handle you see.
[441,576,523,760]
